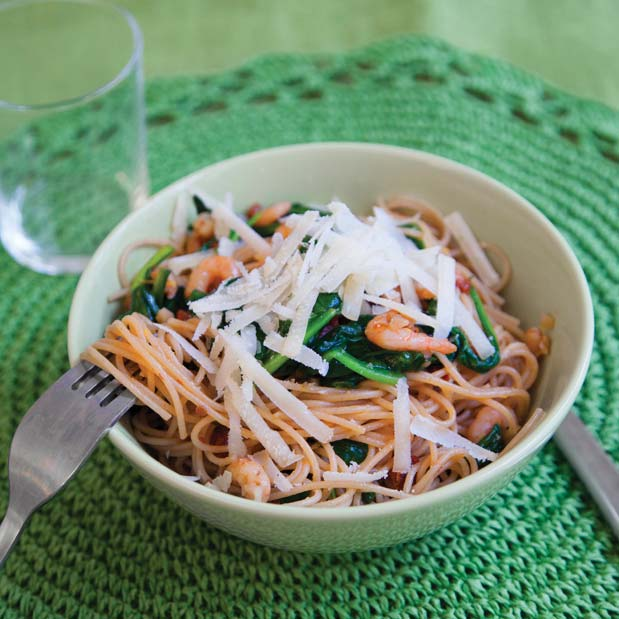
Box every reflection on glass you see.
[0,0,148,274]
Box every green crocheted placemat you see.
[1,36,618,618]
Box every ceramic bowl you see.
[68,143,593,552]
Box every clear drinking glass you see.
[0,0,147,274]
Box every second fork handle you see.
[554,411,619,539]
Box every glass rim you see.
[0,0,143,112]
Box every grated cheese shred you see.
[445,211,500,288]
[393,378,412,473]
[410,414,498,462]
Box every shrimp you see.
[365,310,457,354]
[274,223,292,239]
[466,406,506,443]
[193,213,215,239]
[414,285,435,301]
[185,255,239,297]
[227,457,271,502]
[253,201,291,226]
[185,214,215,253]
[164,272,178,299]
[185,232,203,253]
[523,327,550,357]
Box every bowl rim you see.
[68,141,594,522]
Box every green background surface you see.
[1,34,618,618]
[111,0,619,109]
[1,3,619,618]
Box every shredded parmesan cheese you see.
[364,294,437,328]
[220,333,333,443]
[217,236,242,257]
[445,211,500,288]
[342,274,365,321]
[226,378,298,467]
[455,299,494,358]
[264,332,329,376]
[281,289,318,357]
[322,469,389,483]
[435,253,456,339]
[156,324,217,373]
[253,450,293,491]
[192,317,210,342]
[208,471,232,492]
[193,190,272,256]
[393,378,412,473]
[164,251,212,275]
[223,387,246,459]
[171,192,190,250]
[410,414,498,462]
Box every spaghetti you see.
[84,193,550,506]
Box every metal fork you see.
[0,361,135,567]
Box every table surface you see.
[109,0,619,109]
[0,26,618,619]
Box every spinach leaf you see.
[289,202,328,217]
[246,209,277,237]
[193,195,210,214]
[310,317,423,385]
[224,276,242,288]
[262,293,342,374]
[478,424,504,453]
[323,349,403,385]
[201,238,218,252]
[264,298,423,385]
[425,298,437,316]
[277,491,310,504]
[131,286,160,320]
[188,290,207,301]
[452,287,500,373]
[367,350,425,373]
[311,292,342,316]
[253,222,279,237]
[399,222,425,249]
[254,324,268,363]
[130,245,174,292]
[152,268,170,306]
[248,202,326,237]
[312,320,368,355]
[477,424,504,468]
[361,492,376,504]
[163,286,188,313]
[332,439,368,465]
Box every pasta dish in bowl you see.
[68,143,593,551]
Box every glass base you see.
[0,228,89,274]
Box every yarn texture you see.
[0,36,618,618]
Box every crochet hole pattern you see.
[142,51,619,168]
[147,112,176,127]
[150,51,619,167]
[192,100,228,114]
[97,125,119,144]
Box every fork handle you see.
[0,506,26,568]
[554,412,619,539]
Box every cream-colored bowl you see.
[68,143,593,552]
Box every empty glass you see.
[0,0,148,274]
